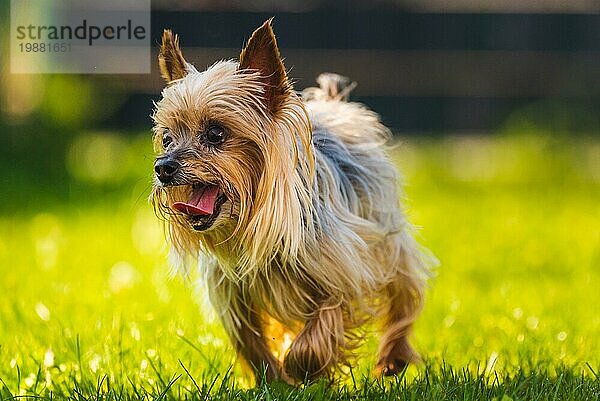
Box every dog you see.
[152,19,431,383]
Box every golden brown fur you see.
[151,19,432,384]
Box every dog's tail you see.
[302,73,357,102]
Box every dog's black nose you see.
[154,158,179,184]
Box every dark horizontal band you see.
[152,11,600,51]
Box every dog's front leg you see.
[283,303,345,382]
[233,305,288,383]
[208,277,288,383]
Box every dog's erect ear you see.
[239,18,291,113]
[158,30,189,83]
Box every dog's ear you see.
[239,18,291,113]
[159,30,189,83]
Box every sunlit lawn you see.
[0,133,598,400]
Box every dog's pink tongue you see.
[172,185,219,216]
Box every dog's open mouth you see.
[171,184,227,231]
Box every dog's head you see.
[152,19,314,263]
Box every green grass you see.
[0,133,598,400]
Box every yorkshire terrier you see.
[152,19,431,384]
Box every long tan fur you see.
[152,20,432,383]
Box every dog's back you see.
[302,73,402,235]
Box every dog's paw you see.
[283,334,335,382]
[375,335,418,377]
[283,341,321,382]
[374,358,409,377]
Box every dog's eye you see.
[162,133,173,149]
[205,125,225,146]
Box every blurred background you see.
[0,0,598,209]
[0,1,599,393]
